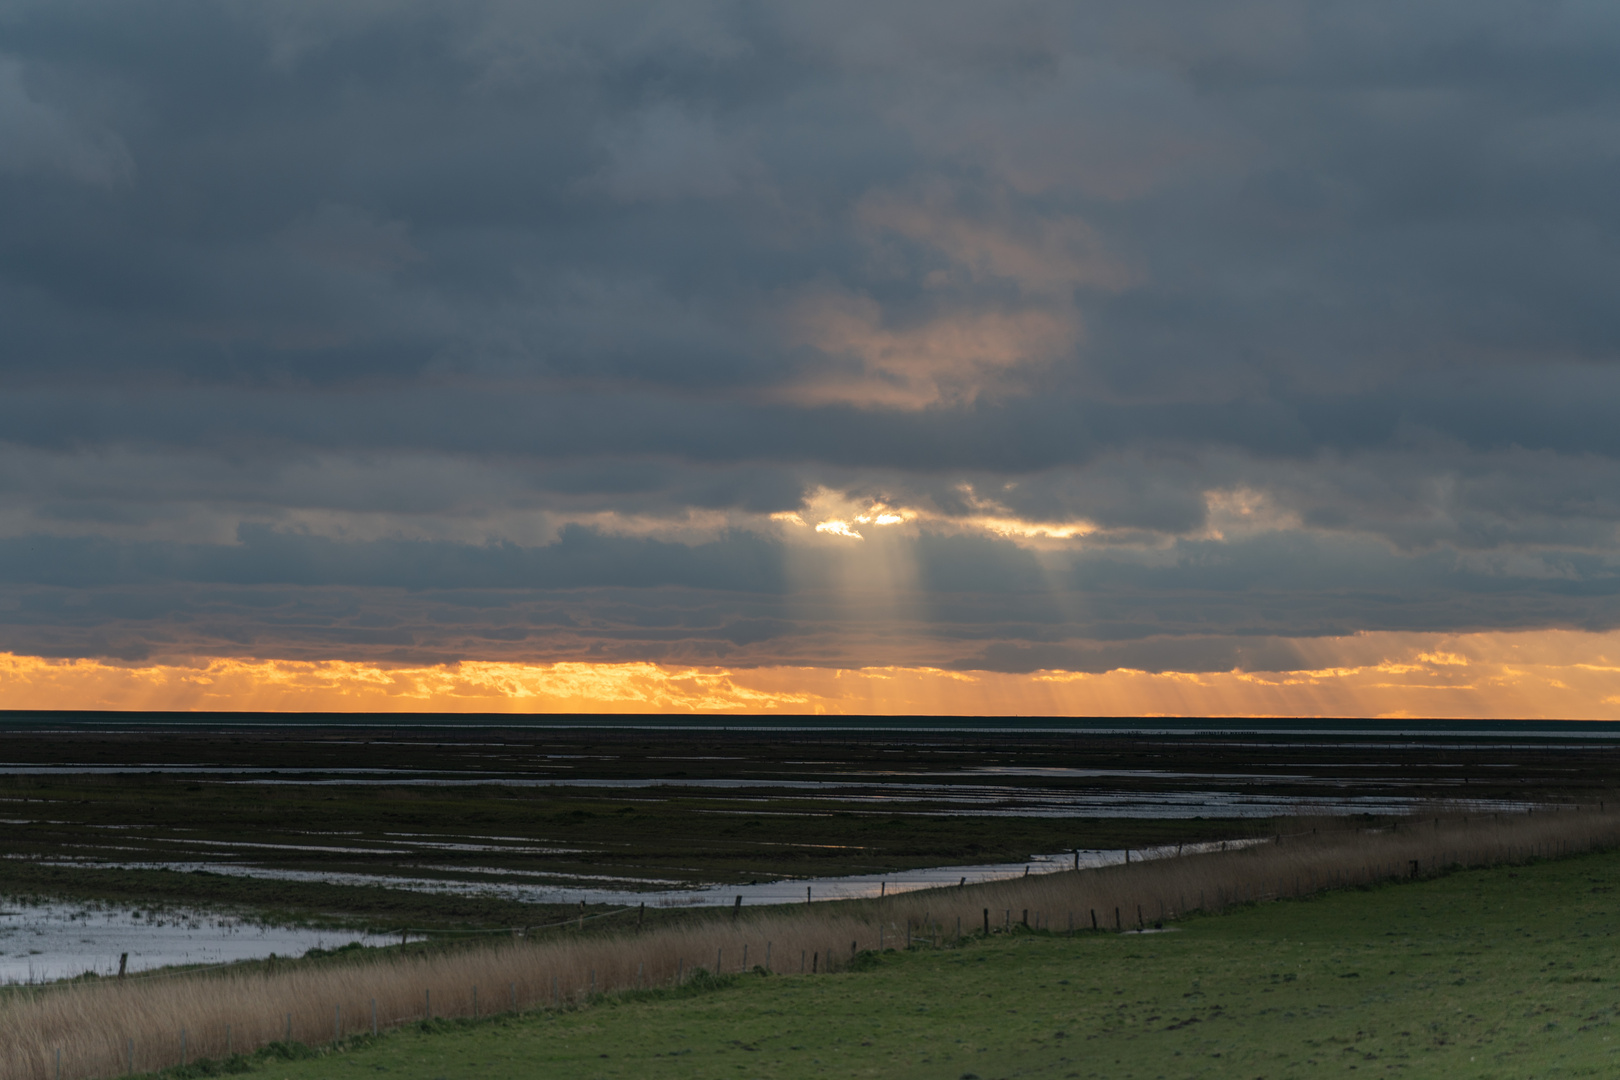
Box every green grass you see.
[158,849,1620,1079]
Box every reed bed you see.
[5,805,1617,1080]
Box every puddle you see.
[0,901,393,984]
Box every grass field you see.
[138,847,1620,1080]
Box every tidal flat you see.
[1,716,1613,937]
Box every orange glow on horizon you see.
[0,629,1618,718]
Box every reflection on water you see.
[43,838,1265,912]
[211,778,1535,819]
[6,843,1257,981]
[615,838,1270,907]
[0,901,391,984]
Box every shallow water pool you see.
[0,901,392,984]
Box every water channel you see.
[5,839,1260,981]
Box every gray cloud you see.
[1,0,1617,670]
[0,56,133,186]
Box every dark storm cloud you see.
[1,0,1618,668]
[0,527,1609,671]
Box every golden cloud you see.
[0,630,1616,718]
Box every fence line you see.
[5,807,1619,1080]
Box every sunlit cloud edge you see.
[0,629,1616,719]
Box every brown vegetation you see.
[4,806,1617,1080]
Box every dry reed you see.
[5,806,1617,1080]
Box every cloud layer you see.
[2,1,1619,692]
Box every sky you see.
[2,1,1620,716]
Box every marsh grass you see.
[5,806,1616,1080]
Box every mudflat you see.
[2,719,1613,930]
